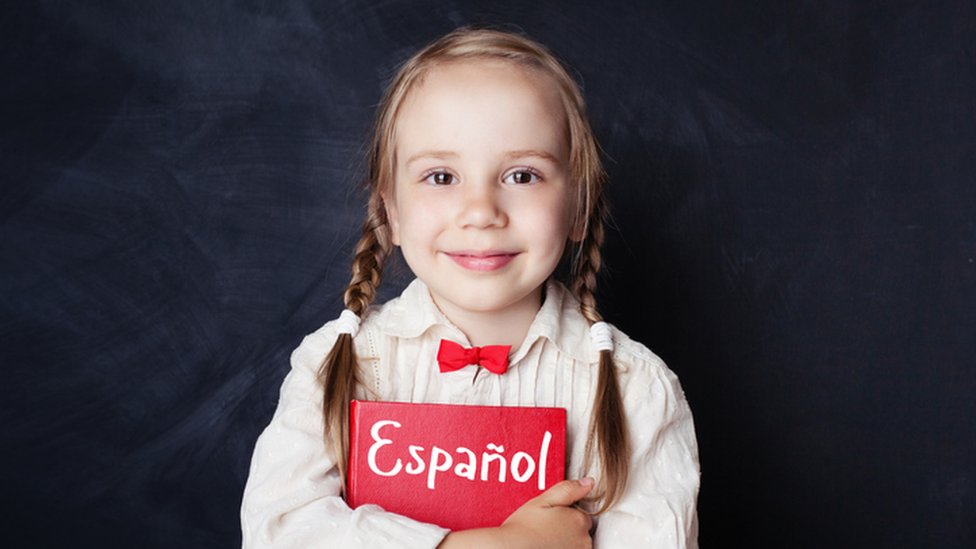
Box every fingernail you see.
[579,477,594,487]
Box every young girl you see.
[241,27,699,548]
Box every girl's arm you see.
[591,349,700,548]
[240,327,450,549]
[438,479,595,549]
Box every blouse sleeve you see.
[240,324,450,548]
[592,346,701,549]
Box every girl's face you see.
[385,59,574,330]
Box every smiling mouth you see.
[444,251,519,272]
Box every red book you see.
[347,400,566,531]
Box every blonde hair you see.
[318,26,629,513]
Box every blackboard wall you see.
[3,1,974,547]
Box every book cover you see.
[347,400,566,531]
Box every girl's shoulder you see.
[605,324,688,398]
[546,280,686,395]
[289,288,412,374]
[289,310,378,374]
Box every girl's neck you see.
[432,285,545,349]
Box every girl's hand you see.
[438,478,594,549]
[499,478,595,548]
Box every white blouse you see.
[241,279,700,548]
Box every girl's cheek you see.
[414,193,452,217]
[399,203,443,235]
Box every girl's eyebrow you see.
[504,149,560,163]
[405,150,458,167]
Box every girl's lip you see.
[444,251,519,272]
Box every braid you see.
[318,192,392,493]
[344,192,393,315]
[571,192,607,322]
[573,192,630,514]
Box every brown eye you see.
[504,170,539,185]
[427,172,455,185]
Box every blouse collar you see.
[376,278,593,364]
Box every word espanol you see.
[366,420,554,491]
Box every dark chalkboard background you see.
[3,1,974,547]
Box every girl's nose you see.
[456,180,507,229]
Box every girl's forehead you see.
[394,59,569,157]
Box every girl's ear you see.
[381,191,401,246]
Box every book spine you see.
[346,400,360,505]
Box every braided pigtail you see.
[317,191,392,494]
[572,192,630,514]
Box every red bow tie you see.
[436,340,511,375]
